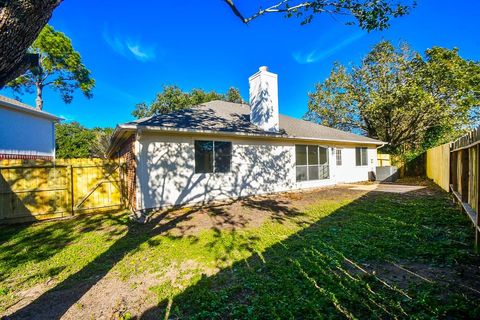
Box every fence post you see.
[476,145,480,251]
[68,164,75,216]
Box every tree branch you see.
[223,0,317,24]
[222,0,248,23]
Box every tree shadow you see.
[5,187,310,319]
[137,134,296,213]
[6,178,476,319]
[0,212,128,286]
[0,160,124,225]
[3,204,203,319]
[0,165,67,224]
[136,188,478,320]
[129,102,285,136]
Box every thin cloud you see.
[103,28,156,62]
[293,32,366,64]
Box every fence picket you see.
[0,158,125,223]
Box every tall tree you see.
[6,25,95,110]
[306,41,480,157]
[132,86,245,118]
[223,0,414,30]
[225,87,244,104]
[0,0,63,88]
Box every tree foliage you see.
[90,128,114,159]
[55,122,112,159]
[224,0,414,30]
[306,41,480,158]
[132,86,244,118]
[6,25,94,110]
[55,122,95,158]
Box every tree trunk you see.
[0,0,62,88]
[35,83,43,110]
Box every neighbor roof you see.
[0,95,61,121]
[109,100,384,155]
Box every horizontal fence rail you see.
[0,158,126,223]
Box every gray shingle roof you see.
[123,100,384,145]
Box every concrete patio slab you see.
[344,183,426,194]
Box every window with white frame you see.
[295,145,329,182]
[336,148,342,166]
[195,140,232,173]
[355,147,368,166]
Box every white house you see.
[108,67,385,213]
[0,95,60,160]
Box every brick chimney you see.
[248,66,279,132]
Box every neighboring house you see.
[108,67,385,213]
[0,95,60,160]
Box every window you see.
[195,140,232,173]
[355,147,368,166]
[336,149,342,166]
[296,145,329,181]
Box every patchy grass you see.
[0,184,479,319]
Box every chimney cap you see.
[259,66,268,72]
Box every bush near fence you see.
[0,158,125,224]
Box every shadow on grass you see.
[5,195,306,319]
[138,189,478,320]
[0,213,128,285]
[6,187,479,319]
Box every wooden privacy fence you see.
[377,153,391,167]
[424,127,480,247]
[0,158,125,223]
[426,143,450,192]
[449,126,480,247]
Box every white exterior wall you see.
[136,132,378,211]
[334,147,377,183]
[0,106,55,157]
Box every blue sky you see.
[2,0,479,128]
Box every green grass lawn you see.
[0,184,479,319]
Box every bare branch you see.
[222,0,247,23]
[224,0,316,24]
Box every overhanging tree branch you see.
[223,0,414,29]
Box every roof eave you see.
[116,124,385,146]
[106,125,137,158]
[0,100,62,121]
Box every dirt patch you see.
[151,185,369,237]
[2,271,159,320]
[2,261,219,320]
